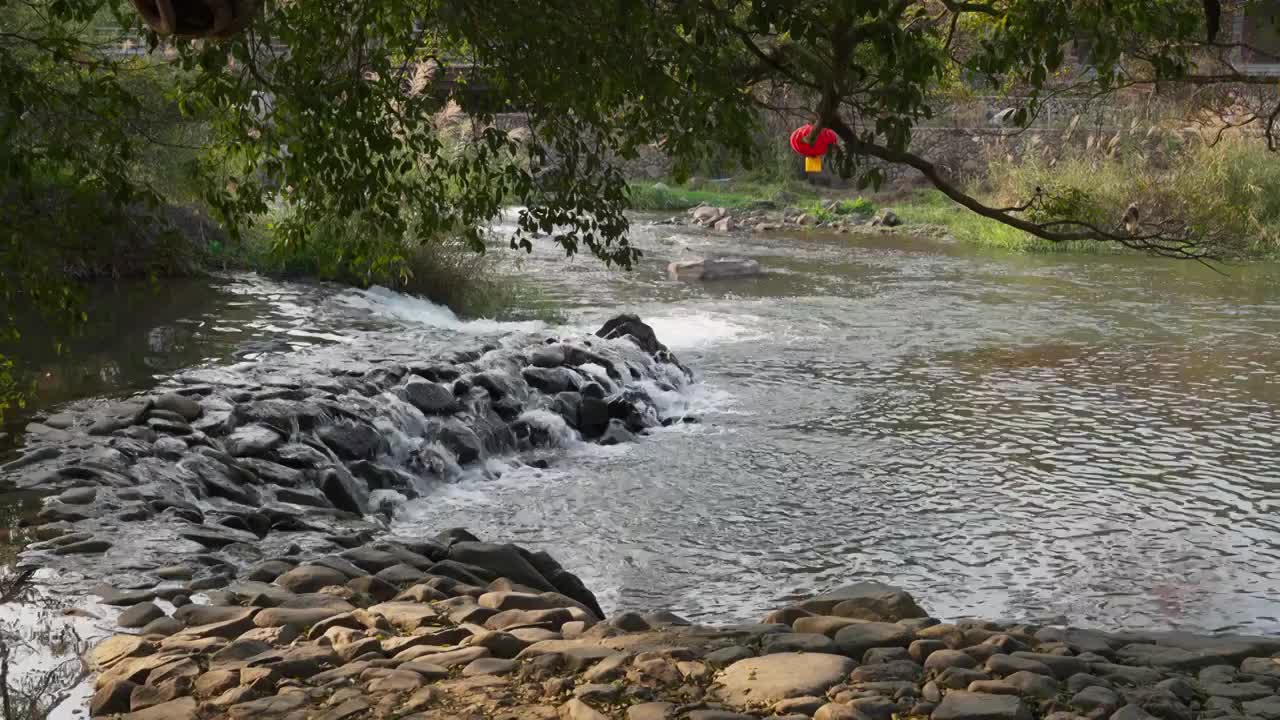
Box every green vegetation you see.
[895,191,1111,254]
[895,137,1280,258]
[627,180,819,212]
[241,212,519,317]
[5,0,1280,423]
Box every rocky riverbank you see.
[80,551,1280,720]
[7,311,1280,720]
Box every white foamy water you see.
[640,313,758,351]
[339,286,546,334]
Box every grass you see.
[894,190,1112,253]
[626,178,823,211]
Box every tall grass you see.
[895,191,1110,253]
[894,137,1280,258]
[982,136,1280,258]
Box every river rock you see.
[92,679,139,715]
[715,653,857,707]
[317,421,384,461]
[118,602,166,629]
[403,379,457,415]
[798,582,927,621]
[927,649,979,672]
[833,621,914,658]
[155,393,202,421]
[1074,685,1123,715]
[225,424,283,457]
[934,692,1032,720]
[667,257,762,281]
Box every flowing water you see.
[5,217,1280,639]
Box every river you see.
[3,217,1280,644]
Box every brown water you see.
[4,220,1280,635]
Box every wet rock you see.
[463,657,517,676]
[90,635,156,670]
[317,421,384,461]
[1012,650,1088,679]
[58,486,97,505]
[667,257,762,281]
[937,667,992,689]
[1117,634,1280,672]
[1093,663,1164,687]
[833,621,914,658]
[1242,657,1280,678]
[531,345,566,368]
[933,691,1032,720]
[129,675,192,711]
[403,379,458,414]
[1074,685,1123,716]
[1126,688,1193,720]
[1004,670,1060,699]
[39,502,91,524]
[179,523,258,550]
[799,581,927,621]
[851,659,922,683]
[793,615,867,637]
[433,418,484,464]
[715,652,856,707]
[1242,696,1280,718]
[225,692,309,719]
[599,418,637,445]
[225,425,284,458]
[318,466,370,514]
[121,696,199,720]
[762,632,838,654]
[1110,705,1160,720]
[522,367,581,395]
[987,654,1055,677]
[706,646,755,669]
[118,602,166,628]
[274,443,329,468]
[173,608,258,640]
[373,563,425,587]
[253,606,345,629]
[1202,680,1274,700]
[927,649,980,672]
[92,678,139,715]
[55,537,112,555]
[610,610,651,632]
[140,617,184,636]
[155,392,202,421]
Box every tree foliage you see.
[4,1,1280,406]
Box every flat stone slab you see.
[715,652,855,708]
[1116,632,1280,671]
[933,691,1033,720]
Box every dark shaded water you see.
[5,219,1280,635]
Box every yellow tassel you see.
[805,156,823,173]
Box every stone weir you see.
[2,313,691,595]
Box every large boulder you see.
[667,257,762,281]
[796,581,927,621]
[715,653,856,708]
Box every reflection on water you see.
[393,219,1280,633]
[0,275,383,453]
[4,219,1280,636]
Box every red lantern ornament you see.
[790,124,839,173]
